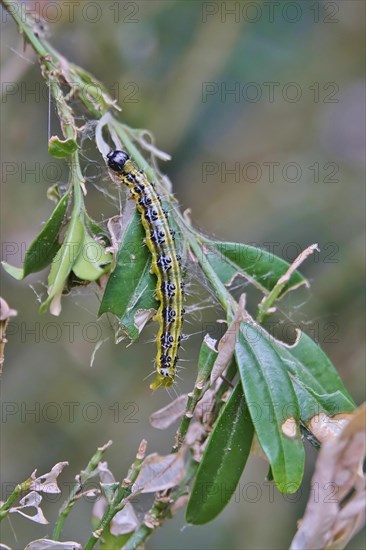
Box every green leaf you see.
[203,240,306,295]
[186,382,254,524]
[98,210,157,340]
[235,323,304,493]
[23,192,70,277]
[197,335,218,382]
[1,193,69,280]
[40,215,85,313]
[1,262,24,280]
[100,533,132,550]
[84,213,109,240]
[278,332,355,421]
[48,136,78,158]
[72,231,112,281]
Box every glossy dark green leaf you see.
[186,382,253,524]
[235,322,304,493]
[48,136,78,158]
[203,239,306,296]
[278,332,355,421]
[23,192,70,277]
[2,193,69,280]
[98,210,157,340]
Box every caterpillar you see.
[106,150,184,390]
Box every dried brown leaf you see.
[132,451,185,494]
[307,412,354,443]
[0,297,17,374]
[10,491,48,524]
[134,309,156,334]
[290,404,366,550]
[24,540,82,550]
[210,294,247,384]
[149,394,188,429]
[110,502,139,535]
[96,461,115,484]
[185,421,206,446]
[30,462,68,494]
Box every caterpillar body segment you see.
[106,150,184,389]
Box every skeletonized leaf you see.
[0,297,18,373]
[0,297,18,320]
[307,412,354,443]
[10,491,48,524]
[132,451,185,493]
[290,404,366,550]
[97,461,116,484]
[25,540,82,550]
[210,294,246,384]
[149,394,188,429]
[110,503,139,536]
[30,461,68,494]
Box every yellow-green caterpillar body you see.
[107,150,183,389]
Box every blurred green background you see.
[1,1,365,548]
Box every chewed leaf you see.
[40,216,85,314]
[149,394,188,429]
[25,540,82,550]
[235,322,304,493]
[48,136,78,158]
[99,209,157,340]
[203,239,307,295]
[110,503,139,535]
[30,461,68,494]
[6,218,79,297]
[132,451,185,493]
[290,404,366,550]
[10,491,48,524]
[307,412,354,444]
[277,332,355,421]
[0,297,17,320]
[186,382,254,524]
[72,231,112,281]
[133,309,156,334]
[210,294,246,385]
[23,192,70,277]
[96,461,116,484]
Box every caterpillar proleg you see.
[106,150,184,389]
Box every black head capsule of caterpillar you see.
[107,150,130,173]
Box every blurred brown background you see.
[1,1,365,548]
